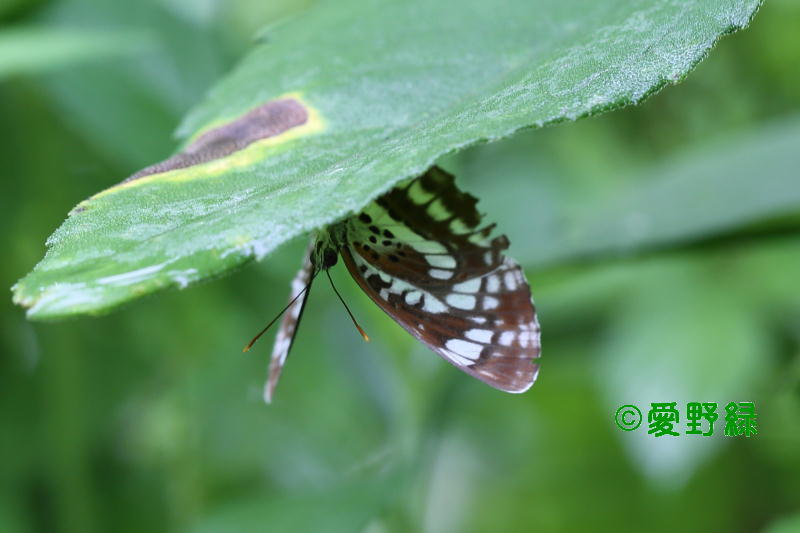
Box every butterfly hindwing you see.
[340,168,541,393]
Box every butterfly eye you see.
[322,249,338,268]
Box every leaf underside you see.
[13,0,762,319]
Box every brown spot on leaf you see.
[126,98,308,181]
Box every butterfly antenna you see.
[326,269,369,342]
[243,270,318,352]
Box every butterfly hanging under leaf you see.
[245,167,541,402]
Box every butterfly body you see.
[260,168,541,402]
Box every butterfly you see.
[246,167,541,402]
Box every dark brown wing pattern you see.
[340,167,541,393]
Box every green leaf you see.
[0,27,151,78]
[559,115,800,262]
[13,0,761,319]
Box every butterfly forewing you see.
[263,241,315,402]
[340,168,541,392]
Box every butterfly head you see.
[312,225,348,270]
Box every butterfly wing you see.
[264,241,316,402]
[340,167,541,393]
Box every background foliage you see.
[1,0,799,532]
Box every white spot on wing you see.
[405,291,422,305]
[291,277,306,294]
[290,301,302,319]
[520,330,533,348]
[499,331,515,346]
[429,269,453,280]
[483,296,499,310]
[504,271,518,290]
[422,295,447,313]
[465,329,493,343]
[446,293,476,310]
[453,278,481,293]
[444,350,475,366]
[426,254,456,269]
[445,339,483,360]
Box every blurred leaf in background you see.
[0,27,150,77]
[1,0,799,533]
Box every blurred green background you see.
[2,0,800,531]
